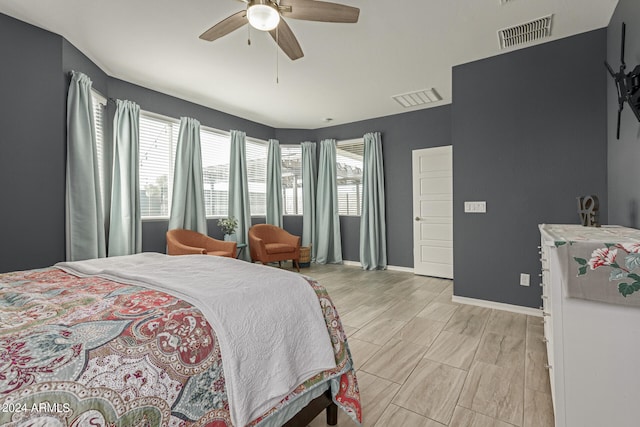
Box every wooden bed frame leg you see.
[326,402,338,425]
[282,389,337,427]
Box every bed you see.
[0,253,361,426]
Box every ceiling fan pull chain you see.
[248,24,251,45]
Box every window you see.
[139,112,179,218]
[136,110,267,219]
[91,89,107,207]
[281,145,303,215]
[200,127,231,217]
[246,138,268,216]
[336,139,364,216]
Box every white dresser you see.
[539,224,640,427]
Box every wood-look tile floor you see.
[294,263,554,427]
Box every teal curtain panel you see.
[316,139,343,264]
[108,100,142,256]
[301,141,317,261]
[169,117,207,234]
[65,71,106,261]
[266,139,283,227]
[229,130,252,261]
[360,132,387,270]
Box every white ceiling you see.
[0,0,618,129]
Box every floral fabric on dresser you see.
[542,224,640,307]
[0,268,361,426]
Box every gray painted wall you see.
[62,39,108,95]
[452,29,608,308]
[607,0,640,226]
[0,13,66,272]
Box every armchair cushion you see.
[166,229,236,258]
[265,243,296,254]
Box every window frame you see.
[200,125,231,219]
[280,144,303,216]
[335,138,364,217]
[138,110,180,220]
[245,137,269,217]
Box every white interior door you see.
[412,146,453,279]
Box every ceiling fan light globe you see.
[247,3,280,31]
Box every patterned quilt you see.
[0,267,361,426]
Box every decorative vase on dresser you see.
[539,224,640,427]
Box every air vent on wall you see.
[392,88,441,108]
[498,14,553,49]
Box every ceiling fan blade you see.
[199,11,248,42]
[280,0,359,23]
[269,19,304,60]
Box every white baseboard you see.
[451,295,542,317]
[387,265,414,273]
[341,260,414,273]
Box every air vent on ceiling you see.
[392,88,441,108]
[498,14,553,49]
[500,0,516,4]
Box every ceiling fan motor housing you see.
[247,0,281,31]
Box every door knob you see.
[415,217,421,221]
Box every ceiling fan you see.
[199,0,360,61]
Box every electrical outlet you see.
[520,273,530,286]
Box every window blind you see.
[200,127,231,217]
[91,89,107,208]
[281,145,303,215]
[139,112,179,218]
[246,138,268,216]
[336,139,364,216]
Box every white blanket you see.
[56,253,337,426]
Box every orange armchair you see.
[248,224,301,271]
[166,229,237,258]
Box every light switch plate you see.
[464,201,487,213]
[520,273,530,286]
